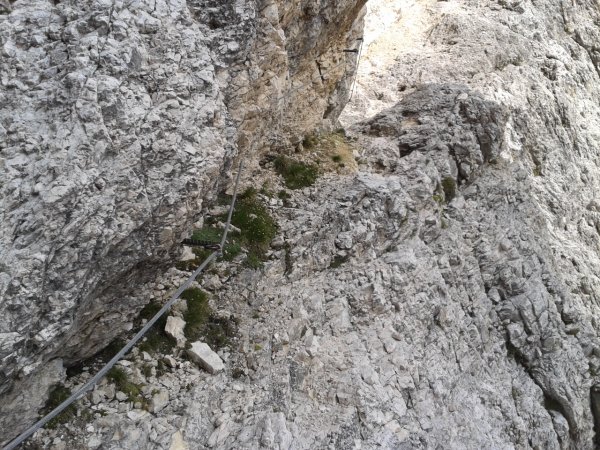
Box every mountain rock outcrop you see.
[0,0,365,441]
[5,0,600,448]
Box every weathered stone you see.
[165,316,186,347]
[169,431,189,450]
[150,389,169,414]
[187,342,225,375]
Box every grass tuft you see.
[231,188,278,266]
[274,156,319,190]
[107,367,143,403]
[302,134,319,149]
[182,288,211,343]
[329,254,350,269]
[181,288,235,349]
[42,384,78,429]
[137,302,177,355]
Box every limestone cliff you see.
[0,0,365,441]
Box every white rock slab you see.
[187,342,224,374]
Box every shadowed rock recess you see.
[3,0,600,448]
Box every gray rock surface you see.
[0,0,365,440]
[6,0,600,448]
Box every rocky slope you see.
[5,0,600,448]
[0,0,365,442]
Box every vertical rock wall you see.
[0,0,365,440]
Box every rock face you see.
[0,0,365,441]
[5,0,600,448]
[181,0,600,447]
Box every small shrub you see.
[244,252,263,269]
[222,241,242,261]
[254,344,263,351]
[191,226,222,243]
[178,224,243,269]
[141,364,153,378]
[185,189,276,269]
[332,155,342,163]
[137,302,176,355]
[181,288,235,349]
[42,384,77,429]
[107,367,143,403]
[205,316,235,349]
[260,182,274,198]
[441,176,457,202]
[107,366,128,386]
[232,188,277,263]
[156,360,168,377]
[182,288,211,343]
[329,254,349,269]
[139,331,177,354]
[302,134,319,149]
[274,156,318,189]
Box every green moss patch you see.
[181,288,235,349]
[182,187,277,270]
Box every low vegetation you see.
[137,302,177,355]
[181,288,235,349]
[274,156,319,190]
[232,188,277,263]
[329,254,350,269]
[441,176,457,202]
[107,367,145,405]
[42,384,78,429]
[181,187,277,270]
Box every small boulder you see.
[91,389,104,405]
[150,389,169,413]
[187,342,224,374]
[169,431,189,450]
[179,245,195,261]
[165,316,186,347]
